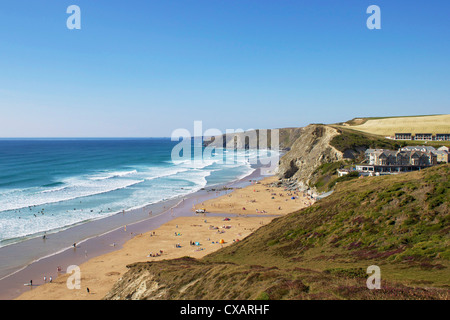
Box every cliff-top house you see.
[357,147,440,175]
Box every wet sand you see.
[11,172,313,300]
[16,215,276,300]
[0,168,264,300]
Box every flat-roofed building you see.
[414,133,433,141]
[435,134,450,141]
[337,169,350,177]
[395,133,412,140]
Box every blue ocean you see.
[0,138,272,248]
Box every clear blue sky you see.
[0,0,449,137]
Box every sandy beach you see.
[15,175,312,300]
[194,176,314,216]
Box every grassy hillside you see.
[307,126,450,192]
[106,165,450,300]
[337,114,450,136]
[206,165,449,281]
[329,126,407,153]
[307,127,405,192]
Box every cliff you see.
[276,124,345,189]
[204,123,405,192]
[104,165,450,300]
[276,124,413,192]
[203,127,304,151]
[103,120,450,300]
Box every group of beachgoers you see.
[20,201,190,294]
[162,217,235,252]
[269,187,315,208]
[15,206,53,219]
[18,202,117,220]
[26,275,52,287]
[147,250,163,258]
[203,182,316,215]
[26,265,64,288]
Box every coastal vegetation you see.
[328,126,406,153]
[105,165,450,300]
[279,123,450,193]
[105,116,449,300]
[309,127,409,192]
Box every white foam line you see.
[0,198,186,282]
[0,185,199,249]
[0,242,78,282]
[0,161,267,280]
[0,179,146,213]
[88,170,138,181]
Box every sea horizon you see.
[0,137,173,140]
[0,137,279,293]
[0,138,277,249]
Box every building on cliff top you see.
[392,133,450,141]
[356,146,442,176]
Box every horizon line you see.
[0,137,174,139]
